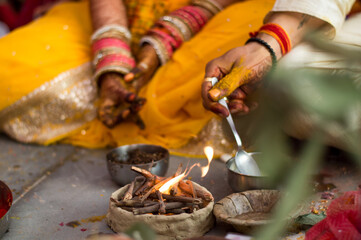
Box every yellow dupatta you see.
[0,0,275,155]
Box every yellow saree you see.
[0,0,274,155]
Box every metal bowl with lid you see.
[106,144,169,186]
[0,180,12,238]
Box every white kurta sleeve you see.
[265,0,356,37]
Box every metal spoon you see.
[210,77,261,176]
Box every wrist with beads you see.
[91,24,135,83]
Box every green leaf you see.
[125,222,157,240]
[295,212,326,226]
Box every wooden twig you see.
[149,193,202,204]
[140,176,173,202]
[110,198,157,208]
[178,181,213,202]
[132,202,185,215]
[166,209,185,214]
[123,180,136,200]
[186,180,197,199]
[174,163,183,177]
[131,166,155,179]
[132,176,146,195]
[156,190,166,214]
[133,203,160,215]
[120,206,133,212]
[131,166,164,183]
[134,177,155,196]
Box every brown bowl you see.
[213,190,300,234]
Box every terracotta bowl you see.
[213,190,299,234]
[0,181,12,238]
[106,181,215,240]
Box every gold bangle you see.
[91,25,131,42]
[191,0,220,15]
[139,36,169,65]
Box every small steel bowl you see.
[226,153,275,192]
[0,181,12,238]
[106,144,169,186]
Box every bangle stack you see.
[139,0,222,65]
[91,24,135,83]
[249,23,292,56]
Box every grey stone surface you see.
[0,134,233,239]
[1,133,360,240]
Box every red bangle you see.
[92,38,131,55]
[156,20,184,45]
[96,54,136,70]
[183,6,208,27]
[148,28,179,49]
[171,11,199,34]
[249,23,291,56]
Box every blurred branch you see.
[304,33,361,63]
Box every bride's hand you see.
[98,72,146,128]
[124,44,159,88]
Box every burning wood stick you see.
[149,193,203,205]
[170,164,183,195]
[174,163,183,177]
[186,180,197,199]
[131,166,164,183]
[140,176,174,202]
[178,181,213,202]
[156,190,166,214]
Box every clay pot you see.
[213,190,299,234]
[106,182,215,240]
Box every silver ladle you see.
[210,77,261,176]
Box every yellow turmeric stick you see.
[210,66,252,101]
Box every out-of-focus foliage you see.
[254,34,361,240]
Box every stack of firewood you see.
[110,165,213,215]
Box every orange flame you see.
[201,146,214,177]
[158,163,200,194]
[158,172,185,194]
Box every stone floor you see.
[0,133,360,240]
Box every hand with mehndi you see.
[202,12,327,118]
[124,44,160,88]
[98,73,146,129]
[202,42,274,118]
